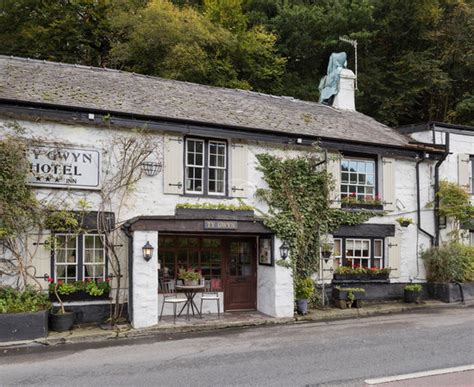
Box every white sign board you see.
[28,145,101,190]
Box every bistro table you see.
[176,284,205,320]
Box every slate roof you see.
[0,55,413,148]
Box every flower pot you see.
[49,290,110,302]
[295,299,308,315]
[404,290,421,304]
[184,280,199,286]
[50,311,75,332]
[321,250,332,259]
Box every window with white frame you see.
[53,234,106,282]
[341,158,376,201]
[185,138,227,195]
[333,237,385,269]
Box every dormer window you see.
[185,138,227,196]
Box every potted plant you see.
[178,268,202,286]
[49,279,75,332]
[333,286,365,309]
[396,217,414,227]
[0,286,51,342]
[294,277,314,315]
[404,284,423,303]
[320,241,333,259]
[333,266,391,281]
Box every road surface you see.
[1,307,473,386]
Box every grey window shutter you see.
[382,157,396,211]
[163,134,184,195]
[327,154,341,208]
[458,153,470,191]
[387,234,401,278]
[230,141,248,198]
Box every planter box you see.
[0,310,48,343]
[175,208,254,218]
[404,290,421,303]
[427,282,474,303]
[341,204,384,211]
[49,291,110,302]
[332,287,365,309]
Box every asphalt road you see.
[1,307,473,386]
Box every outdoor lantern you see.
[142,241,154,262]
[279,242,289,260]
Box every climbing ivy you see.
[256,151,379,280]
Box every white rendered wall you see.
[132,231,158,328]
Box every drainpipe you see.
[122,223,134,323]
[434,132,450,246]
[416,156,435,246]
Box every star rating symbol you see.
[35,176,42,181]
[55,178,60,183]
[45,177,50,182]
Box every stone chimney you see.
[332,68,356,111]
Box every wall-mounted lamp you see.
[279,242,289,260]
[142,241,154,262]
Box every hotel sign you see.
[28,145,101,190]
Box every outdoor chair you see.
[159,280,187,324]
[200,279,221,318]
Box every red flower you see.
[47,277,54,283]
[58,280,63,285]
[105,278,110,283]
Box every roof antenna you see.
[339,36,358,91]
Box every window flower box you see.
[49,290,110,302]
[333,267,391,282]
[341,194,384,211]
[48,279,111,302]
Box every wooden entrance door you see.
[224,238,257,311]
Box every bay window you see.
[185,138,227,195]
[333,237,385,269]
[53,234,106,282]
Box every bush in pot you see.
[295,278,314,315]
[0,286,51,342]
[404,284,422,303]
[49,279,74,332]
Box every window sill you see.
[341,203,384,211]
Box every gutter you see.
[122,223,134,324]
[434,131,450,246]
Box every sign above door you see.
[204,220,238,230]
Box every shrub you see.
[0,286,51,314]
[295,277,315,299]
[404,284,423,292]
[422,242,474,283]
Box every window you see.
[341,158,376,201]
[333,237,385,269]
[470,231,474,247]
[53,234,106,282]
[185,138,227,195]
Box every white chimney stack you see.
[333,68,356,111]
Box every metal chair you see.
[159,280,187,324]
[200,279,221,318]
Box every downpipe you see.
[433,132,450,246]
[416,156,435,245]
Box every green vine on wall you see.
[255,150,380,282]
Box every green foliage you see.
[0,137,41,237]
[396,217,414,226]
[48,280,111,297]
[294,277,314,300]
[2,0,473,126]
[256,151,380,281]
[422,242,474,283]
[44,211,80,233]
[437,180,474,224]
[176,202,254,211]
[404,284,423,292]
[334,266,391,276]
[178,268,202,282]
[0,286,51,314]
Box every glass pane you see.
[95,236,103,248]
[341,160,349,171]
[349,161,357,172]
[85,235,94,248]
[367,174,374,185]
[196,154,203,166]
[374,240,382,257]
[334,240,341,257]
[357,162,366,173]
[95,249,104,263]
[56,266,65,278]
[350,174,357,183]
[341,173,348,183]
[366,162,374,174]
[56,250,66,263]
[84,250,93,263]
[373,259,381,269]
[67,236,76,249]
[67,252,76,263]
[196,141,203,153]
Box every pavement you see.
[0,299,472,352]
